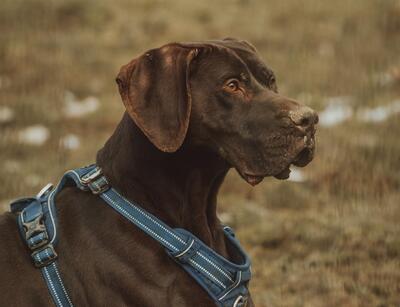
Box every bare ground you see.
[1,0,400,306]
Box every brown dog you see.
[0,38,317,306]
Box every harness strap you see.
[11,164,251,307]
[11,191,74,307]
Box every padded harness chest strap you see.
[11,189,74,307]
[11,165,252,307]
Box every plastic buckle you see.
[27,231,49,250]
[22,212,46,242]
[31,244,58,268]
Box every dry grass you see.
[1,0,400,306]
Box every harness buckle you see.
[22,211,50,250]
[31,244,58,268]
[27,231,49,250]
[81,167,110,194]
[81,167,103,184]
[89,176,110,194]
[22,212,46,242]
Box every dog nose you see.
[289,106,318,128]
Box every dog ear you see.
[222,37,258,53]
[116,44,199,152]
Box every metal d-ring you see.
[36,183,54,199]
[174,239,195,258]
[233,295,247,307]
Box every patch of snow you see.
[61,134,80,150]
[357,100,400,123]
[19,125,50,146]
[319,96,353,127]
[0,106,14,124]
[288,168,306,182]
[64,91,99,118]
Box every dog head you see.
[116,38,318,185]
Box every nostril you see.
[299,117,310,127]
[289,107,318,128]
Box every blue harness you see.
[11,165,251,307]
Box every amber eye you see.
[224,79,240,92]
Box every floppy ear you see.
[222,37,257,53]
[116,44,199,152]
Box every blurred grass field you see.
[1,0,400,306]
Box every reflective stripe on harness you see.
[11,164,251,307]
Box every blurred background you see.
[1,0,399,306]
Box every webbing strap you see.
[12,195,74,307]
[41,262,74,307]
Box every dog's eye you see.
[224,79,240,92]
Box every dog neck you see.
[96,112,230,249]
